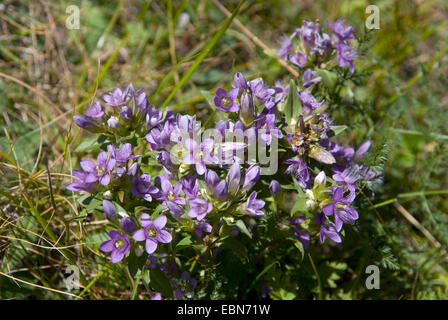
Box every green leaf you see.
[176,235,192,248]
[330,125,348,136]
[149,268,173,298]
[234,220,252,239]
[316,69,338,91]
[284,80,301,125]
[200,90,217,110]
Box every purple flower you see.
[204,170,228,201]
[332,165,361,193]
[311,32,332,56]
[299,20,319,48]
[234,72,248,91]
[322,187,359,231]
[327,19,354,43]
[335,42,357,73]
[131,174,160,202]
[102,200,116,220]
[278,28,300,60]
[269,180,282,194]
[107,116,119,128]
[66,169,95,192]
[182,175,200,199]
[316,213,341,244]
[289,217,311,249]
[226,163,241,196]
[80,151,116,186]
[242,164,261,193]
[303,69,322,89]
[194,220,213,238]
[146,107,163,127]
[103,88,128,107]
[151,293,162,300]
[100,230,130,263]
[290,52,308,68]
[135,92,149,111]
[244,191,265,216]
[297,90,325,115]
[248,78,276,101]
[285,158,310,188]
[157,151,173,172]
[354,140,372,162]
[187,198,213,221]
[257,113,283,146]
[73,115,100,132]
[214,88,239,113]
[146,121,173,150]
[107,143,140,163]
[183,138,218,175]
[84,101,104,119]
[286,133,304,153]
[120,106,132,121]
[120,217,137,234]
[159,177,186,206]
[132,214,172,254]
[239,92,255,126]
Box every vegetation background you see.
[0,0,447,299]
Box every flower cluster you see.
[67,18,382,299]
[278,18,358,73]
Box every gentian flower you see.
[303,69,322,89]
[322,187,359,231]
[80,151,116,186]
[257,113,283,146]
[66,169,95,192]
[290,52,308,68]
[84,101,104,119]
[120,217,137,234]
[248,78,276,101]
[316,213,341,244]
[102,200,116,220]
[187,197,213,221]
[214,88,239,113]
[132,214,172,254]
[107,116,119,128]
[183,138,219,175]
[194,220,213,238]
[107,143,140,163]
[299,19,319,48]
[242,164,261,193]
[131,174,160,201]
[244,191,265,216]
[103,88,128,107]
[73,115,100,132]
[234,72,248,91]
[146,107,163,127]
[332,165,361,193]
[120,106,132,120]
[288,216,311,249]
[285,158,310,188]
[327,19,354,43]
[269,180,282,194]
[297,90,325,115]
[335,42,357,73]
[100,230,130,263]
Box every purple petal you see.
[145,239,158,254]
[132,229,147,241]
[153,215,167,229]
[156,230,172,243]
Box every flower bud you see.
[239,92,255,126]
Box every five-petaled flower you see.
[132,214,172,254]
